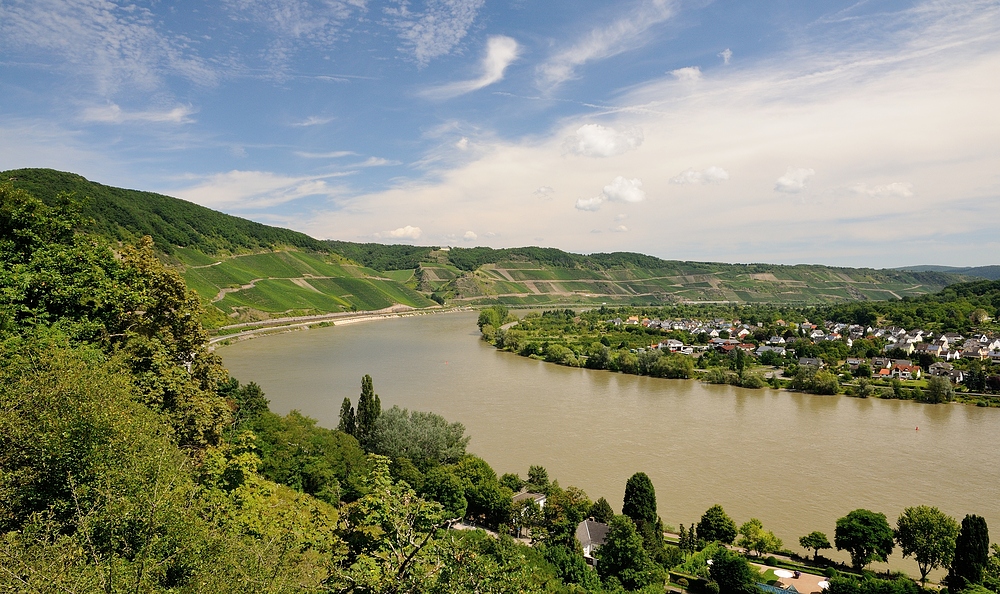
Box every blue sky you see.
[2,0,998,267]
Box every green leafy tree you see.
[339,396,357,435]
[590,497,615,524]
[835,509,895,570]
[800,531,832,560]
[709,547,761,594]
[499,472,524,493]
[527,465,550,493]
[543,486,593,546]
[698,505,738,545]
[895,505,960,585]
[925,375,955,403]
[737,518,782,557]
[596,515,663,591]
[622,472,659,539]
[370,406,469,469]
[948,514,991,590]
[335,455,447,593]
[356,374,381,450]
[420,467,468,520]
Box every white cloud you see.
[463,231,477,241]
[602,176,645,203]
[576,176,645,211]
[851,182,914,197]
[358,157,401,167]
[670,66,702,81]
[384,225,423,240]
[455,137,470,150]
[575,196,604,211]
[172,170,348,210]
[564,124,643,158]
[533,186,555,199]
[295,150,357,159]
[292,116,335,127]
[387,0,486,66]
[536,0,675,89]
[0,0,216,95]
[615,213,628,221]
[774,167,816,193]
[719,48,732,65]
[612,224,629,232]
[422,36,520,99]
[670,166,729,184]
[81,103,196,124]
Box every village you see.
[607,314,1000,389]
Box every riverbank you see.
[209,305,468,346]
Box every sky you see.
[2,0,999,268]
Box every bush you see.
[766,556,778,567]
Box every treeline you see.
[817,280,1000,332]
[3,168,328,256]
[324,240,435,271]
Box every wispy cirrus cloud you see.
[536,0,675,90]
[291,116,336,127]
[82,103,196,124]
[172,170,351,210]
[295,150,357,158]
[0,0,216,95]
[386,0,485,66]
[421,35,520,99]
[670,166,729,185]
[851,182,914,197]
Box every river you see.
[219,311,1000,575]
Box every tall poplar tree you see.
[948,515,991,590]
[338,397,356,436]
[623,472,663,554]
[356,374,381,450]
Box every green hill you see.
[1,168,970,326]
[895,264,1000,280]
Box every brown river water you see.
[219,311,1000,576]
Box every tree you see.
[338,396,356,435]
[421,467,467,519]
[800,531,832,561]
[590,497,614,524]
[948,515,991,590]
[925,375,955,403]
[698,504,738,545]
[895,506,959,585]
[595,515,662,591]
[623,472,658,535]
[835,509,895,570]
[527,465,550,492]
[737,518,782,558]
[709,547,761,594]
[356,374,381,450]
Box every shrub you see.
[766,556,778,566]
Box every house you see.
[757,345,787,357]
[928,362,954,377]
[845,358,865,371]
[962,346,988,360]
[798,357,823,368]
[769,336,786,345]
[512,491,546,509]
[948,369,966,384]
[658,339,685,352]
[576,519,610,566]
[891,363,922,380]
[885,342,915,355]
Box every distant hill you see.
[1,168,973,324]
[895,264,1000,280]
